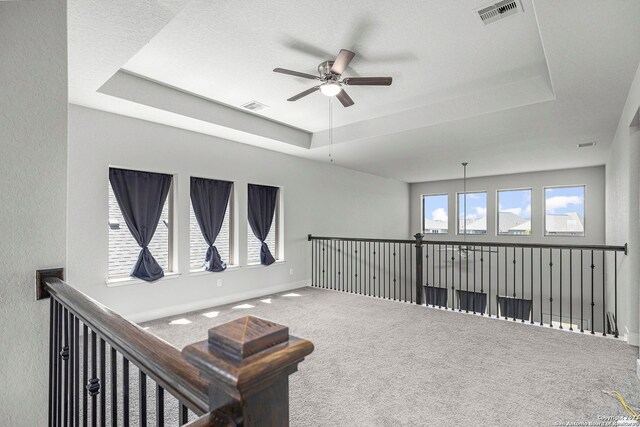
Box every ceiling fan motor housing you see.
[318,61,337,79]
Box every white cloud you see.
[431,208,448,222]
[546,196,582,213]
[475,207,487,217]
[525,204,532,215]
[502,207,522,216]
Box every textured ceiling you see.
[68,0,640,182]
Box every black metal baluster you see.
[311,239,315,287]
[602,251,606,336]
[48,299,55,426]
[512,247,516,321]
[321,241,325,289]
[438,244,442,308]
[111,347,117,427]
[458,246,462,312]
[354,243,358,294]
[452,248,456,311]
[521,247,525,323]
[530,248,534,324]
[549,249,553,328]
[57,304,63,427]
[466,245,470,314]
[179,403,188,426]
[410,244,413,303]
[425,244,430,304]
[539,248,543,326]
[591,250,595,334]
[100,338,106,426]
[83,324,88,427]
[405,243,408,302]
[580,250,584,333]
[559,250,563,329]
[444,245,448,310]
[372,244,377,297]
[496,248,500,317]
[123,358,129,427]
[488,247,492,316]
[504,248,507,319]
[378,242,381,297]
[156,385,164,427]
[393,243,396,301]
[480,247,484,316]
[569,251,573,331]
[615,252,619,338]
[139,371,147,426]
[387,242,391,300]
[472,246,476,315]
[63,308,70,427]
[90,331,98,427]
[74,317,80,427]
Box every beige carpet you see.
[142,287,640,426]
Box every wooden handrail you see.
[41,275,314,426]
[308,234,628,253]
[44,277,210,415]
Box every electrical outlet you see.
[289,268,294,276]
[217,279,222,287]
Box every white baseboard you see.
[125,280,311,323]
[624,326,640,346]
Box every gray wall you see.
[67,105,410,322]
[605,61,640,374]
[0,1,68,424]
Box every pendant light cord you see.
[329,97,334,163]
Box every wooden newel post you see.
[415,233,424,305]
[182,316,314,426]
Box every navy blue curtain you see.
[109,168,172,282]
[190,177,232,272]
[456,290,487,314]
[497,296,532,321]
[247,184,278,265]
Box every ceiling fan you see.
[273,49,392,107]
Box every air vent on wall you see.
[477,0,523,25]
[240,101,269,112]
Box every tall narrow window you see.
[497,189,532,235]
[108,168,172,281]
[422,194,448,234]
[247,184,279,265]
[190,177,233,271]
[544,185,585,236]
[457,192,487,235]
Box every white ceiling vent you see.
[240,101,269,112]
[477,0,523,25]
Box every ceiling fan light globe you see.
[320,83,342,97]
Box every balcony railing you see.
[36,271,313,426]
[308,234,627,337]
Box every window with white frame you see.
[457,191,487,235]
[422,194,448,234]
[190,197,232,270]
[108,181,171,278]
[544,185,585,236]
[497,189,532,236]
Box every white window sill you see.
[189,265,241,277]
[106,272,181,288]
[245,259,286,269]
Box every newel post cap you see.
[182,316,314,400]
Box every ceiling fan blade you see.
[342,77,392,86]
[287,86,320,101]
[330,49,355,75]
[281,37,334,60]
[273,68,319,80]
[336,89,354,107]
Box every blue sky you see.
[498,189,531,219]
[457,192,487,220]
[545,186,584,216]
[423,194,448,222]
